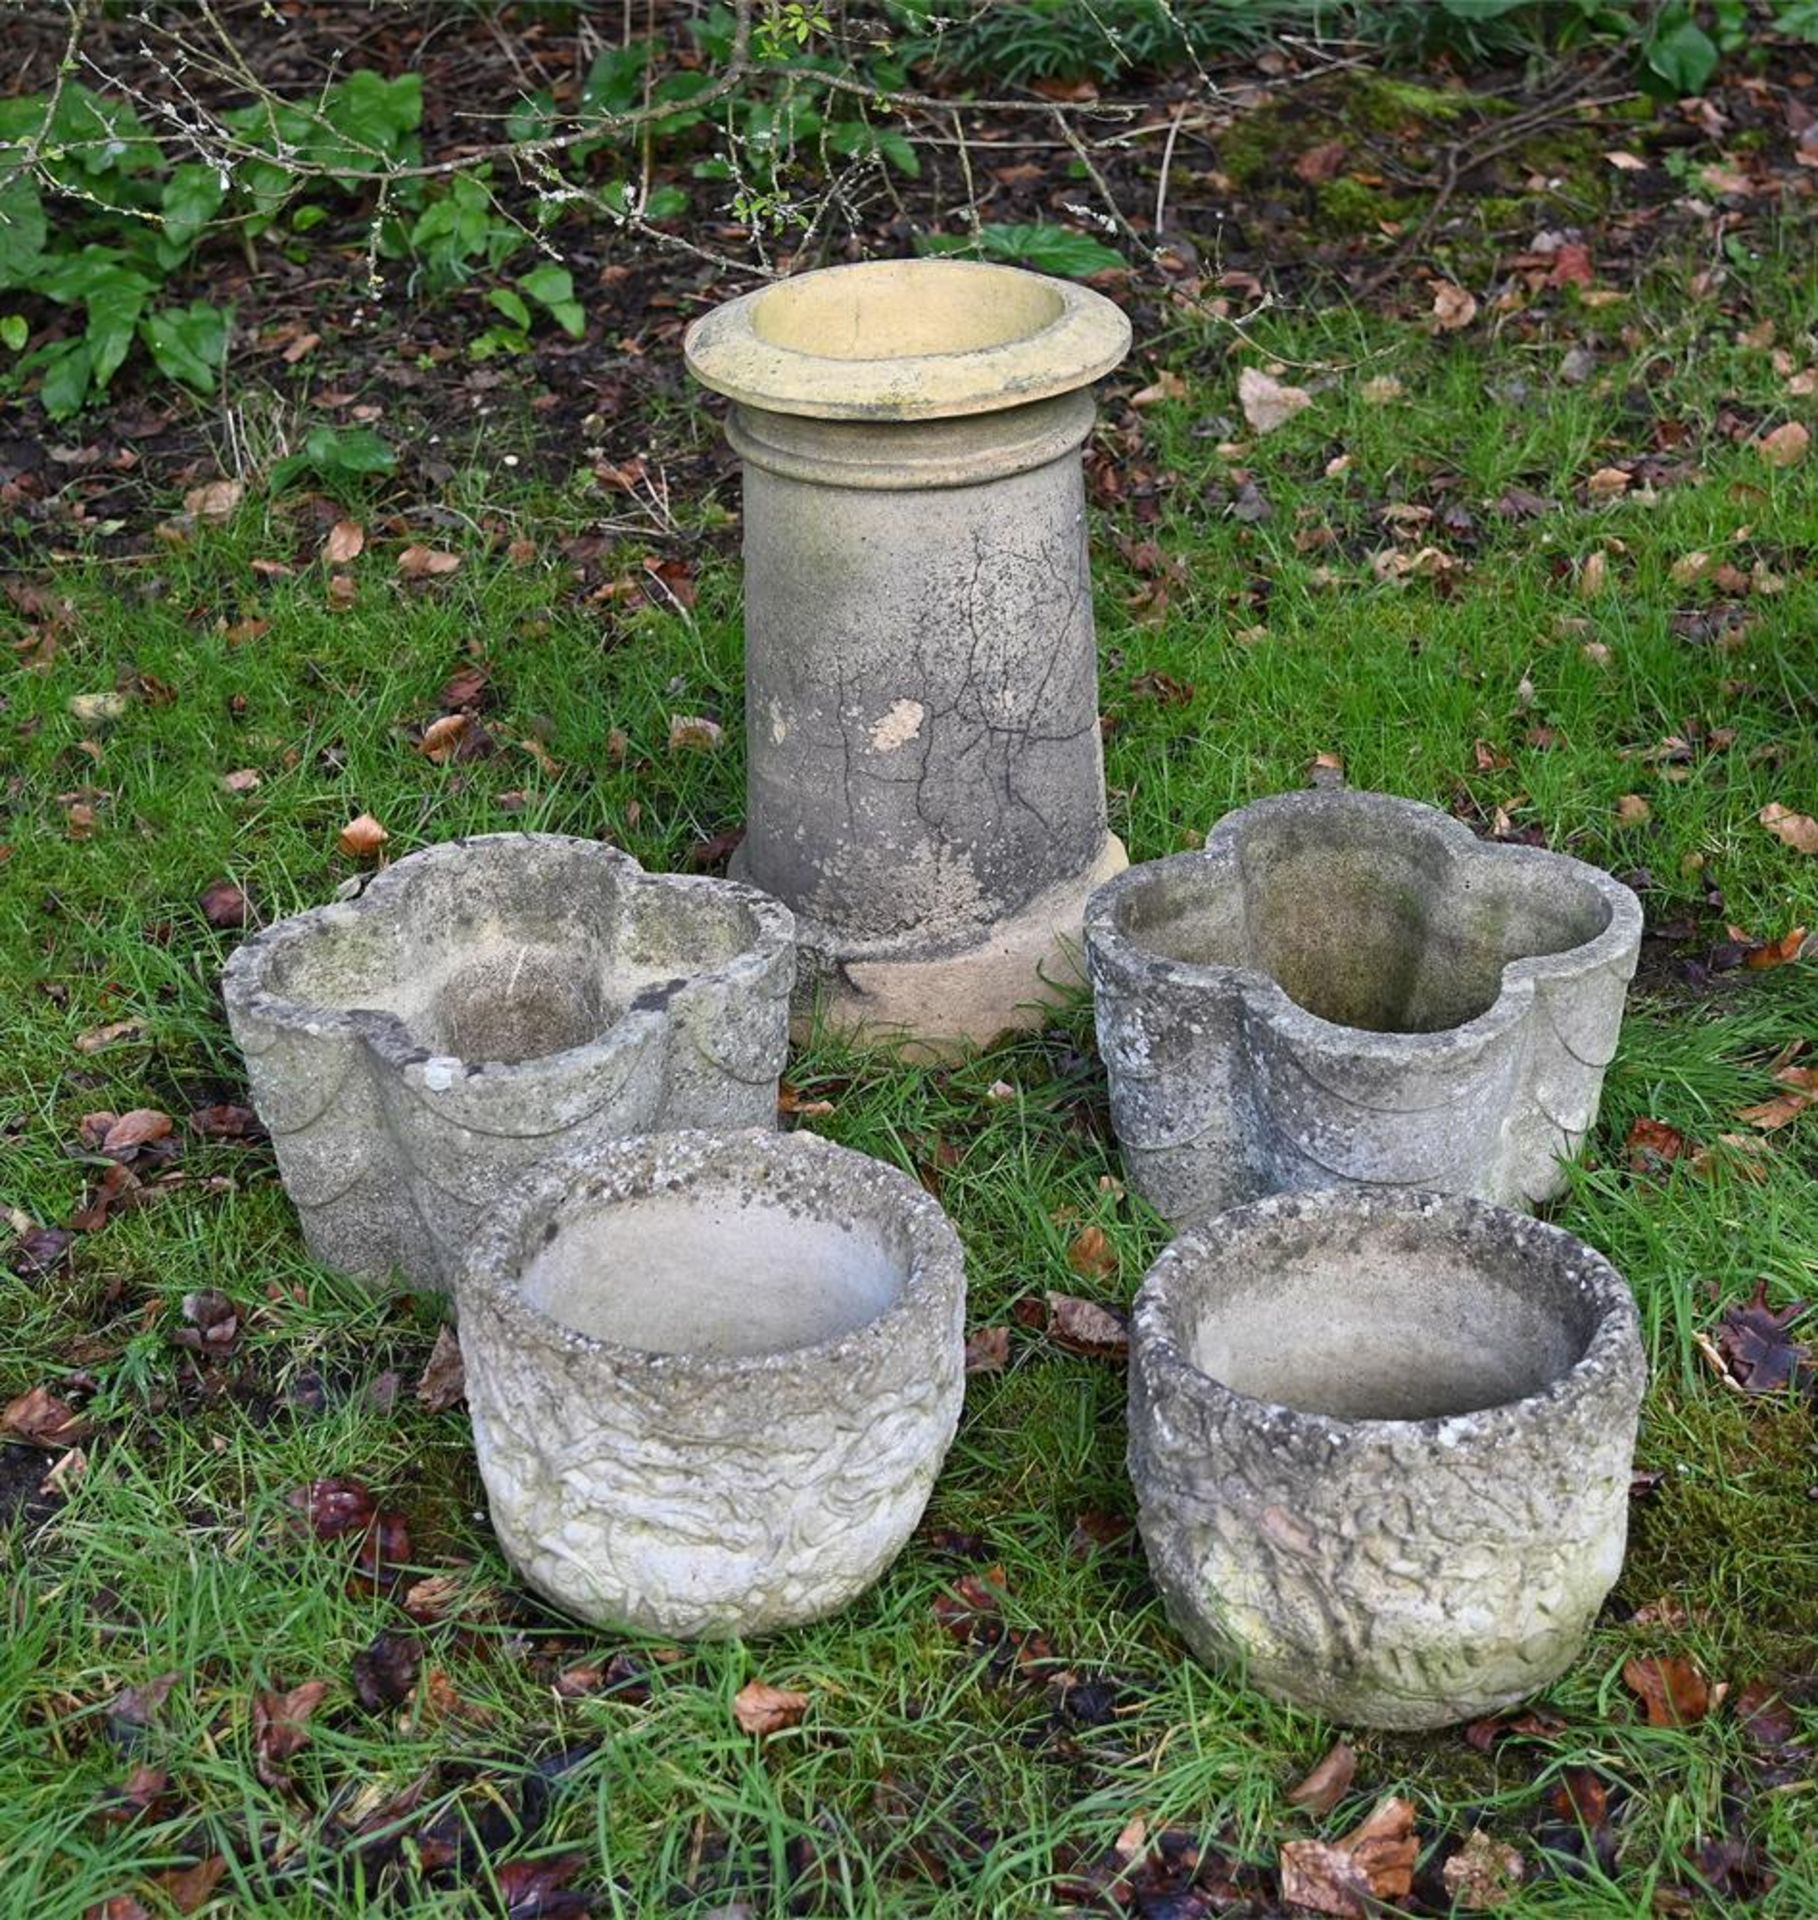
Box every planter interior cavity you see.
[1175,1216,1599,1425]
[1128,1189,1645,1730]
[522,1190,904,1359]
[459,1130,967,1638]
[686,260,1132,1051]
[1088,790,1642,1222]
[223,835,794,1291]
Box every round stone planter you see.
[1085,790,1642,1224]
[456,1129,967,1638]
[222,835,794,1290]
[686,258,1133,1052]
[1128,1188,1645,1729]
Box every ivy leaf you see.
[0,314,26,351]
[916,222,1123,280]
[138,300,231,393]
[0,173,47,289]
[160,162,226,255]
[39,338,93,419]
[269,424,397,492]
[488,286,532,331]
[1645,9,1720,94]
[85,266,153,390]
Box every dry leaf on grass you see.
[1623,1653,1715,1726]
[1066,1224,1117,1281]
[338,813,389,858]
[1586,466,1632,501]
[1431,281,1478,330]
[1279,1795,1418,1918]
[419,713,468,764]
[1238,366,1313,435]
[102,1109,172,1155]
[1579,551,1611,596]
[397,544,460,578]
[1286,1740,1356,1816]
[732,1679,810,1736]
[964,1326,1010,1374]
[323,520,364,565]
[252,1679,332,1790]
[1442,1829,1525,1911]
[1614,794,1652,827]
[185,478,244,521]
[1758,421,1810,468]
[1044,1291,1129,1360]
[2,1384,92,1449]
[1759,803,1818,854]
[414,1325,466,1412]
[668,714,726,753]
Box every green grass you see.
[4,244,1818,1917]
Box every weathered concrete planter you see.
[456,1129,967,1637]
[685,258,1133,1050]
[1086,791,1642,1223]
[222,835,794,1290]
[1128,1188,1645,1729]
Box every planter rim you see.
[223,833,795,1094]
[1087,789,1643,1074]
[1132,1186,1642,1446]
[456,1127,962,1378]
[684,258,1131,422]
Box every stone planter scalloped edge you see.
[222,833,795,1290]
[1086,790,1643,1222]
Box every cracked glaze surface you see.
[1127,1188,1645,1729]
[222,835,795,1289]
[1086,790,1643,1223]
[456,1130,967,1637]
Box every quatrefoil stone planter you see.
[222,835,794,1290]
[686,258,1133,1051]
[1086,791,1643,1224]
[456,1129,967,1638]
[1128,1188,1645,1729]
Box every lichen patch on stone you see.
[869,699,926,753]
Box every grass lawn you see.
[4,227,1818,1915]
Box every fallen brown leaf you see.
[397,544,460,578]
[2,1384,91,1449]
[1736,1092,1809,1131]
[964,1326,1010,1374]
[1286,1740,1356,1816]
[1586,466,1632,501]
[152,1856,228,1916]
[1626,1115,1694,1171]
[322,520,364,565]
[1579,550,1611,596]
[1044,1291,1129,1360]
[1431,281,1478,331]
[1279,1795,1418,1918]
[1716,1279,1809,1392]
[252,1678,331,1790]
[1442,1829,1525,1911]
[337,813,389,859]
[1623,1653,1714,1727]
[732,1679,810,1736]
[102,1108,172,1156]
[414,1325,465,1412]
[199,879,248,928]
[1238,366,1313,435]
[1066,1224,1117,1282]
[1758,421,1810,468]
[1614,793,1652,827]
[1293,138,1349,184]
[1759,802,1818,854]
[668,713,725,753]
[185,478,244,521]
[419,712,468,764]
